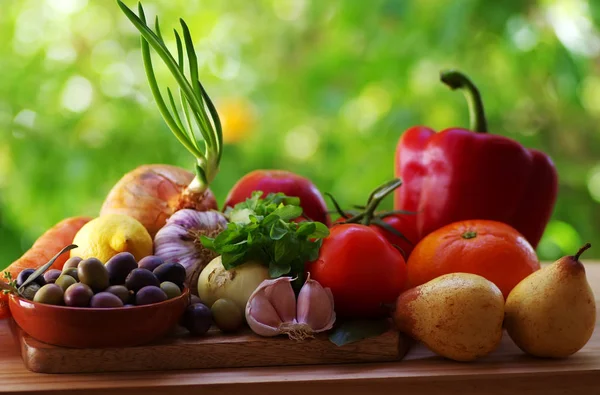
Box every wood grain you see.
[0,262,599,395]
[15,326,407,374]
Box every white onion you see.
[153,209,228,294]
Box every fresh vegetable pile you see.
[0,0,596,364]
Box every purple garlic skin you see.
[154,209,227,294]
[245,275,336,340]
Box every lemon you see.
[70,214,153,263]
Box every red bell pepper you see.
[394,70,558,249]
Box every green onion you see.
[117,1,223,193]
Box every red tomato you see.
[372,215,418,258]
[333,215,418,259]
[224,169,330,226]
[306,224,408,318]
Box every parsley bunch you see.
[200,191,330,286]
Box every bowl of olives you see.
[8,253,191,348]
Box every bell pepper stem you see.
[440,70,488,133]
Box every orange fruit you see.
[407,219,540,298]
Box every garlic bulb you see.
[154,209,227,293]
[245,275,336,340]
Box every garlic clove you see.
[264,277,297,323]
[296,273,336,332]
[246,292,282,337]
[245,277,296,337]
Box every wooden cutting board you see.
[14,324,409,374]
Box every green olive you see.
[211,298,244,333]
[62,267,79,281]
[55,275,77,292]
[63,257,83,270]
[78,258,109,293]
[160,281,182,300]
[33,284,64,305]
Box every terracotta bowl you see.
[9,287,190,348]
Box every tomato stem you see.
[328,179,415,248]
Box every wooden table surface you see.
[1,262,599,395]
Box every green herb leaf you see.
[199,235,214,249]
[202,192,330,282]
[272,205,303,221]
[221,252,247,269]
[269,261,291,278]
[297,222,316,237]
[17,244,77,293]
[270,220,288,240]
[328,319,391,347]
[274,239,288,262]
[310,222,330,238]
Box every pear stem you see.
[574,243,591,261]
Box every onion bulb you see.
[154,209,227,294]
[101,164,217,237]
[197,256,270,314]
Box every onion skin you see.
[100,164,218,237]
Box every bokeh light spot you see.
[587,165,600,203]
[284,125,319,161]
[538,220,582,260]
[580,76,600,116]
[100,63,135,98]
[13,109,37,129]
[46,0,88,15]
[341,83,392,133]
[46,43,77,64]
[61,76,93,113]
[272,0,306,21]
[506,16,538,51]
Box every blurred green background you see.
[1,0,600,269]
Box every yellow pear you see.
[504,243,596,358]
[392,273,505,362]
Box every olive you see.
[105,285,132,304]
[16,268,46,288]
[153,262,186,288]
[43,269,62,284]
[90,292,124,308]
[78,258,109,292]
[62,267,79,281]
[105,252,138,285]
[138,255,164,272]
[125,268,160,292]
[190,294,202,305]
[135,286,167,306]
[55,275,77,292]
[63,256,83,270]
[182,303,212,336]
[211,298,243,333]
[33,284,64,305]
[160,281,182,300]
[64,283,93,307]
[20,283,41,300]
